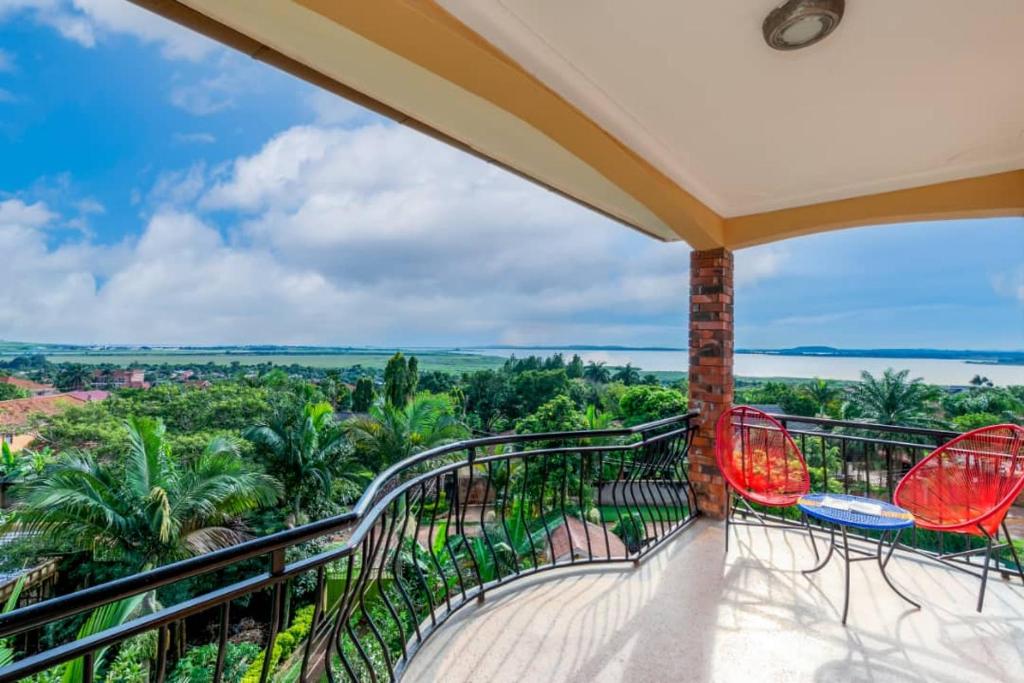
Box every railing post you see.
[687,247,733,518]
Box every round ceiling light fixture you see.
[763,0,845,51]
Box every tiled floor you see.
[403,519,1024,682]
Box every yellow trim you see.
[725,170,1024,249]
[295,0,725,249]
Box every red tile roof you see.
[0,394,88,429]
[0,376,54,393]
[548,516,627,561]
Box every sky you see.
[0,1,1022,351]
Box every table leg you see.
[803,523,834,575]
[802,511,819,562]
[876,530,921,610]
[841,525,851,625]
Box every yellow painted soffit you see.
[292,0,726,249]
[725,170,1024,249]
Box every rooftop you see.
[405,519,1024,683]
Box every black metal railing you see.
[0,412,698,683]
[758,415,1022,563]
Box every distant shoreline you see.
[0,341,1021,366]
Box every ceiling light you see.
[763,0,845,51]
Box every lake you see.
[471,348,1024,386]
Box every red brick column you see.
[687,247,733,518]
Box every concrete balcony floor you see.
[404,519,1024,682]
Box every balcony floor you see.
[403,519,1024,682]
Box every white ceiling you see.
[439,0,1024,217]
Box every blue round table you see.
[797,493,920,624]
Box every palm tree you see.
[612,363,641,386]
[583,361,611,384]
[245,401,368,525]
[8,417,279,570]
[345,393,467,471]
[846,369,935,426]
[801,378,839,416]
[54,363,92,391]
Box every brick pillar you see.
[687,247,733,519]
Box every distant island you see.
[736,346,1024,366]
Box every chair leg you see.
[1001,521,1024,586]
[978,528,995,613]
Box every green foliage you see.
[618,385,686,427]
[800,378,841,416]
[417,370,457,394]
[0,381,30,400]
[583,361,611,384]
[246,401,367,523]
[611,363,641,386]
[611,511,645,553]
[846,369,937,426]
[167,641,259,683]
[383,353,419,407]
[54,364,92,392]
[515,395,586,435]
[951,412,1005,431]
[61,594,146,683]
[566,354,584,379]
[346,393,466,471]
[239,604,316,682]
[511,369,570,416]
[9,417,280,570]
[106,633,157,683]
[351,377,375,412]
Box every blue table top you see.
[797,493,915,531]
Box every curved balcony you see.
[0,414,699,683]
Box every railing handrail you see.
[768,413,959,440]
[0,411,698,638]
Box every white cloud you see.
[0,123,708,346]
[0,0,215,60]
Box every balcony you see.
[1,413,1021,683]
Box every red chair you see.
[716,406,815,555]
[894,423,1024,611]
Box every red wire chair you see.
[715,406,815,555]
[894,423,1024,611]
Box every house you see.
[0,376,56,397]
[92,368,150,390]
[0,392,107,452]
[546,516,627,563]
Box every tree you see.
[54,364,92,391]
[511,369,570,416]
[0,381,29,401]
[969,375,994,388]
[801,378,840,416]
[418,370,457,394]
[346,393,467,471]
[352,377,375,412]
[618,385,686,427]
[583,361,611,384]
[245,402,367,524]
[846,369,935,426]
[566,354,585,379]
[8,417,279,570]
[383,352,419,406]
[611,363,641,386]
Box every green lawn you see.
[598,505,687,523]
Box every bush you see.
[611,511,646,553]
[169,641,259,683]
[239,604,317,682]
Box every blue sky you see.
[1,2,1022,350]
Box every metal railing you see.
[0,412,698,683]
[757,415,1023,566]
